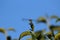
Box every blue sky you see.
[0,0,60,40]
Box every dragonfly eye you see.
[29,19,32,21]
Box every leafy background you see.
[0,0,60,40]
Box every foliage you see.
[1,15,60,40]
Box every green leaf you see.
[19,31,31,40]
[55,33,60,40]
[56,18,60,22]
[50,15,58,19]
[8,28,16,32]
[0,28,6,34]
[35,30,46,40]
[27,38,32,40]
[37,17,47,23]
[50,25,60,31]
